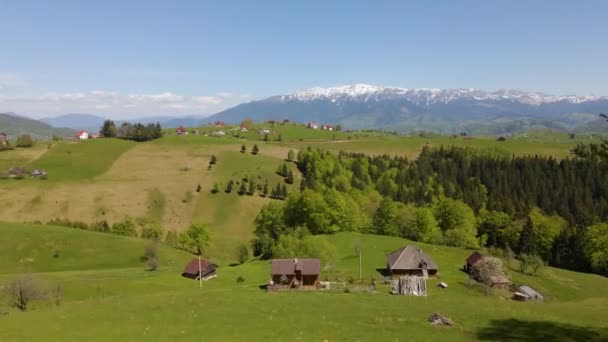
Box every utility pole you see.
[359,250,361,281]
[198,255,202,289]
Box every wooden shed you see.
[386,245,438,278]
[464,251,483,273]
[181,258,217,281]
[515,285,544,301]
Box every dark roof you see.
[466,251,484,265]
[271,259,320,276]
[386,245,438,271]
[182,258,216,275]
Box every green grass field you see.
[0,224,607,341]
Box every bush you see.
[141,225,163,239]
[142,240,160,271]
[111,218,138,237]
[4,274,59,311]
[236,276,245,283]
[15,134,34,148]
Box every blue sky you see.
[1,0,607,118]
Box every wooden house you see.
[75,130,89,140]
[181,258,217,281]
[269,258,320,289]
[386,245,438,278]
[175,126,188,135]
[0,132,7,145]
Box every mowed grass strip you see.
[29,138,135,181]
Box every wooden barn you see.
[181,258,217,281]
[464,251,484,273]
[386,245,438,278]
[269,258,320,290]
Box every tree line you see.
[252,144,608,276]
[100,120,163,141]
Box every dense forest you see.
[252,142,608,276]
[100,120,163,141]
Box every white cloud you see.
[0,90,253,119]
[0,73,28,91]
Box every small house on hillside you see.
[0,132,7,145]
[464,251,483,273]
[176,126,188,135]
[182,258,217,281]
[308,122,319,129]
[515,285,544,302]
[75,130,89,140]
[386,245,438,278]
[269,258,320,290]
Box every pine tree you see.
[241,144,246,153]
[287,149,295,162]
[248,179,256,196]
[280,184,288,199]
[210,155,217,165]
[238,182,247,195]
[264,134,269,142]
[225,180,234,193]
[281,163,288,177]
[211,183,220,194]
[262,180,269,197]
[286,169,294,184]
[252,144,259,155]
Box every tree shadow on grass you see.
[477,319,608,342]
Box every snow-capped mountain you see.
[205,84,608,134]
[277,84,604,106]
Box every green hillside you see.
[0,113,75,140]
[0,225,606,341]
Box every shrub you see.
[142,240,160,271]
[111,218,138,237]
[15,134,34,148]
[141,225,164,240]
[4,274,56,311]
[236,276,245,283]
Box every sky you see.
[1,0,608,119]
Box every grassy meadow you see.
[0,224,607,341]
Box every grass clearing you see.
[0,225,607,341]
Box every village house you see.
[175,126,188,135]
[307,122,319,129]
[213,121,225,127]
[386,245,438,278]
[322,124,334,131]
[269,258,320,290]
[0,132,7,145]
[181,258,217,281]
[464,251,484,273]
[75,130,89,140]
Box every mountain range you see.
[206,84,608,134]
[7,84,608,135]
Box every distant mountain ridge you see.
[0,113,75,139]
[41,114,203,130]
[206,84,608,134]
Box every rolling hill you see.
[205,84,608,134]
[0,113,75,139]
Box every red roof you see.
[176,126,187,132]
[75,130,88,137]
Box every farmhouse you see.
[75,130,89,140]
[386,245,438,278]
[464,251,483,273]
[181,258,217,281]
[175,126,188,135]
[269,258,320,289]
[308,122,319,129]
[0,132,7,145]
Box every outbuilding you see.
[515,285,544,301]
[464,251,484,273]
[181,258,217,281]
[386,245,438,278]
